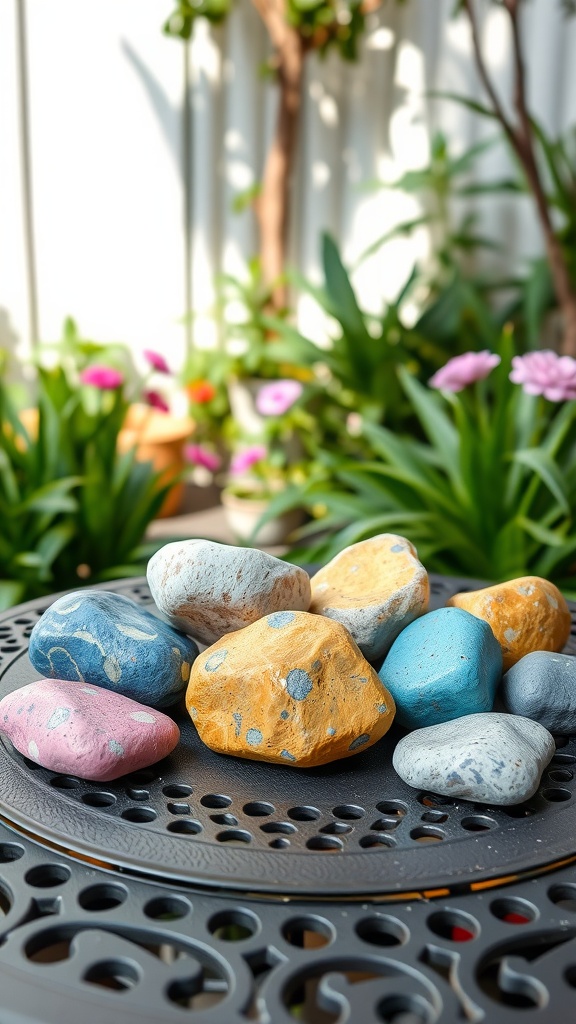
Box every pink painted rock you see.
[0,679,180,782]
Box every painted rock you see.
[309,534,429,662]
[0,678,180,782]
[502,651,576,734]
[186,610,395,767]
[447,576,571,671]
[393,712,555,805]
[147,539,311,647]
[28,590,198,707]
[378,606,502,729]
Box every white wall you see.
[2,0,575,363]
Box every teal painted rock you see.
[378,606,502,729]
[502,651,576,734]
[0,678,180,782]
[147,539,311,646]
[28,590,198,707]
[393,712,555,805]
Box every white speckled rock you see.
[392,713,555,805]
[147,539,311,646]
[309,534,429,661]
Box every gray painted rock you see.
[378,606,502,729]
[502,651,576,734]
[0,678,180,782]
[393,712,555,805]
[147,539,311,646]
[29,590,198,707]
[309,534,429,661]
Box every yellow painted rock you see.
[309,534,429,661]
[447,576,571,670]
[186,610,395,767]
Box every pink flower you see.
[143,349,170,374]
[184,444,221,473]
[509,350,576,401]
[255,379,303,416]
[80,365,124,390]
[144,390,170,413]
[429,351,501,392]
[230,445,267,475]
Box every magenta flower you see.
[230,445,267,475]
[509,350,576,401]
[143,349,170,374]
[429,351,501,393]
[184,444,221,473]
[144,389,170,413]
[255,379,303,416]
[80,365,124,390]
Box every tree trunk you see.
[251,0,305,310]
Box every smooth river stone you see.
[378,606,502,729]
[393,712,555,805]
[309,534,429,662]
[0,678,180,782]
[186,610,395,767]
[447,576,571,671]
[147,539,311,647]
[28,590,198,707]
[502,651,576,734]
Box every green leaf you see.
[513,447,570,514]
[397,367,465,500]
[429,91,498,120]
[0,581,25,611]
[514,515,565,547]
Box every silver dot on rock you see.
[130,711,156,724]
[281,750,296,761]
[28,740,39,759]
[246,728,263,746]
[286,669,313,701]
[267,611,296,629]
[205,649,228,672]
[349,734,370,750]
[47,707,70,730]
[108,739,124,756]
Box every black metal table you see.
[0,575,575,1023]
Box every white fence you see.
[2,0,575,366]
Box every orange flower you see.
[187,379,216,404]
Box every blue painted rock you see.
[0,678,180,782]
[502,651,576,734]
[378,606,502,729]
[147,539,311,646]
[393,712,555,805]
[309,534,429,662]
[28,590,198,707]
[186,610,395,767]
[447,576,571,670]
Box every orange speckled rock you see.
[447,576,571,670]
[186,610,395,767]
[309,534,429,661]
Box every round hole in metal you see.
[332,804,365,820]
[25,864,71,888]
[548,884,576,912]
[216,830,252,844]
[144,896,191,920]
[282,915,334,948]
[288,806,320,822]
[83,958,140,992]
[0,884,12,916]
[427,910,479,942]
[548,769,574,783]
[420,810,448,824]
[377,993,436,1023]
[200,794,232,809]
[49,776,80,790]
[502,803,535,817]
[410,827,445,843]
[0,843,24,863]
[306,836,343,852]
[163,783,193,798]
[208,908,260,941]
[542,787,572,802]
[356,916,408,947]
[565,966,576,988]
[260,821,297,835]
[490,897,537,924]
[417,793,454,809]
[124,770,156,786]
[166,820,202,835]
[552,753,576,766]
[370,817,401,832]
[121,807,157,823]
[211,813,238,827]
[359,835,396,849]
[167,802,191,816]
[126,788,150,801]
[375,801,407,817]
[460,815,497,832]
[82,792,116,808]
[78,884,127,911]
[269,838,290,849]
[320,822,353,835]
[243,801,275,817]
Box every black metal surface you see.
[0,576,575,897]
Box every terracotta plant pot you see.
[221,487,304,547]
[118,404,194,518]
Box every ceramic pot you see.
[221,488,305,547]
[118,404,194,518]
